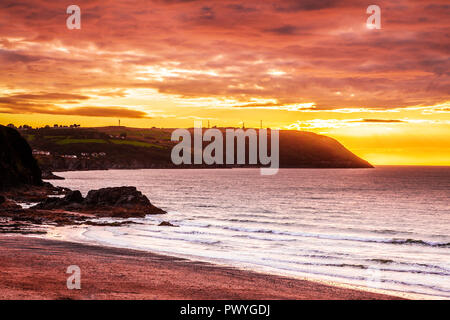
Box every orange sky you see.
[0,0,449,165]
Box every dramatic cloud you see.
[0,0,448,117]
[0,93,150,118]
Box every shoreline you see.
[0,235,404,300]
[44,226,434,300]
[46,227,442,300]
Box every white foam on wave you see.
[46,167,450,299]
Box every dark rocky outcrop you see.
[0,206,89,231]
[0,125,43,190]
[158,221,178,227]
[41,171,65,180]
[85,187,151,208]
[64,190,84,203]
[0,196,20,210]
[0,125,165,233]
[34,186,166,218]
[35,190,83,211]
[1,183,69,203]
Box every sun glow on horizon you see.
[0,0,448,166]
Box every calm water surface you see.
[48,167,450,298]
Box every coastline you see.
[43,225,437,300]
[0,235,404,300]
[3,168,448,300]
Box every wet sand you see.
[0,236,403,300]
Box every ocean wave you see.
[261,256,450,276]
[387,238,450,247]
[214,225,450,248]
[231,233,297,242]
[111,230,223,246]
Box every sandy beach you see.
[0,236,403,300]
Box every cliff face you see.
[279,131,372,168]
[0,125,43,190]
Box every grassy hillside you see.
[21,126,372,171]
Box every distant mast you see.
[118,119,121,127]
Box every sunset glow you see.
[0,0,449,165]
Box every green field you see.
[55,138,108,145]
[110,139,164,149]
[52,137,164,149]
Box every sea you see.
[45,167,450,299]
